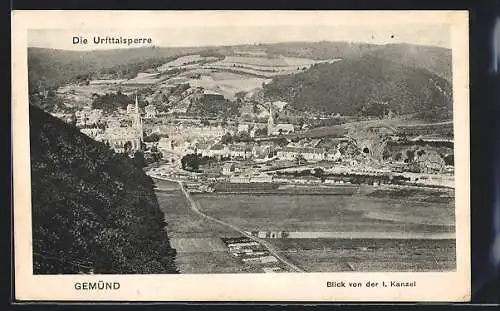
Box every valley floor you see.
[154,177,456,273]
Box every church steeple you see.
[134,93,143,142]
[267,104,274,136]
[135,93,140,114]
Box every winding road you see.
[150,173,306,273]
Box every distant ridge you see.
[28,41,452,90]
[263,55,452,121]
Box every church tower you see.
[267,104,274,136]
[134,93,144,142]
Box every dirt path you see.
[151,174,306,273]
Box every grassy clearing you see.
[187,75,269,99]
[367,187,455,204]
[193,193,455,234]
[288,125,347,139]
[157,191,241,237]
[156,190,248,273]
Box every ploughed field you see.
[191,187,456,272]
[266,238,456,272]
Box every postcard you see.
[11,10,470,301]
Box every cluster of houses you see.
[192,143,344,163]
[184,182,215,193]
[221,237,283,272]
[77,96,144,154]
[75,107,103,127]
[249,231,289,239]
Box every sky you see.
[28,24,451,51]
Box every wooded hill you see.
[30,105,178,274]
[28,47,188,91]
[263,55,453,122]
[28,42,452,91]
[262,42,452,83]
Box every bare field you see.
[169,237,229,253]
[287,125,347,139]
[156,190,247,273]
[158,54,219,71]
[174,251,263,274]
[222,56,335,67]
[270,238,456,272]
[187,75,270,99]
[201,56,341,78]
[157,191,240,237]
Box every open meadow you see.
[154,178,253,273]
[192,190,455,235]
[191,186,456,272]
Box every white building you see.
[206,144,229,158]
[80,128,103,139]
[75,109,102,127]
[259,256,279,264]
[229,175,251,183]
[95,94,143,153]
[222,162,236,175]
[277,147,325,162]
[324,148,342,161]
[126,103,136,114]
[267,106,294,136]
[270,124,295,135]
[250,173,273,183]
[238,124,250,133]
[158,137,175,151]
[229,145,252,159]
[144,104,158,118]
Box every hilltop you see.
[28,42,452,90]
[365,43,452,83]
[28,46,196,90]
[263,55,453,122]
[30,105,178,274]
[240,41,451,82]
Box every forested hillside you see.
[28,42,452,90]
[30,105,178,274]
[263,55,453,121]
[27,46,207,91]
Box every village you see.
[48,52,455,193]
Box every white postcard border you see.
[12,10,470,302]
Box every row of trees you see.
[91,91,137,112]
[29,89,68,113]
[180,154,217,171]
[276,169,412,185]
[99,57,172,79]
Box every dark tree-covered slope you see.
[263,55,453,121]
[263,42,452,82]
[30,105,177,274]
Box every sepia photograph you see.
[12,10,470,301]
